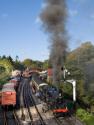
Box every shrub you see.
[76,108,94,125]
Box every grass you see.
[76,108,94,125]
[85,116,94,125]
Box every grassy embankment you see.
[76,108,94,125]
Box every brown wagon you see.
[1,88,16,106]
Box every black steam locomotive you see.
[35,83,74,117]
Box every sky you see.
[0,0,94,61]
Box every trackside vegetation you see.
[76,108,94,125]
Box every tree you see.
[7,56,13,63]
[22,59,32,68]
[2,55,6,59]
[0,59,14,72]
[66,42,94,67]
[14,61,24,70]
[15,55,19,62]
[66,42,94,99]
[43,60,52,70]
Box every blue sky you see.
[0,0,94,61]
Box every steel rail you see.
[64,116,76,125]
[13,110,21,125]
[3,109,21,125]
[23,82,33,122]
[27,82,46,125]
[3,110,8,125]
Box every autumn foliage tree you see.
[65,42,94,104]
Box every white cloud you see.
[69,10,78,17]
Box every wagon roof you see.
[3,82,14,86]
[2,88,15,92]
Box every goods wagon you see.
[1,88,16,106]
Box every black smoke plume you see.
[40,0,68,86]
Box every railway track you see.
[23,81,33,122]
[27,83,46,125]
[3,110,7,125]
[15,77,33,124]
[16,77,25,109]
[64,116,77,125]
[53,116,64,125]
[20,77,46,125]
[3,109,20,125]
[53,116,76,125]
[17,76,80,125]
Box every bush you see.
[0,72,10,86]
[76,108,94,125]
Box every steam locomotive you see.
[35,83,74,117]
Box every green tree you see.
[43,60,52,70]
[7,56,13,62]
[2,55,7,59]
[14,61,24,70]
[66,42,94,67]
[66,42,94,99]
[22,59,32,68]
[15,55,19,62]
